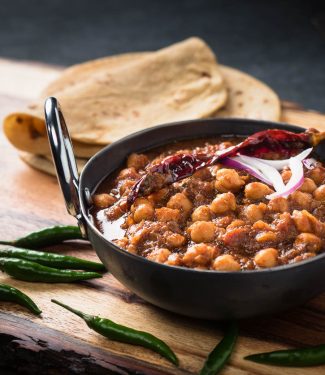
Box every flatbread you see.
[20,152,87,176]
[4,39,281,161]
[43,52,147,96]
[4,113,104,158]
[3,52,146,158]
[216,66,281,121]
[17,37,227,145]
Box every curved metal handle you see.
[44,97,87,238]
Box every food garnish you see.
[0,247,105,271]
[127,129,325,205]
[303,158,318,170]
[0,258,102,282]
[0,225,83,249]
[52,299,179,365]
[0,283,42,315]
[200,321,238,375]
[245,344,325,367]
[224,148,313,199]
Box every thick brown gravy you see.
[91,137,325,271]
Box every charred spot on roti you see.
[201,71,211,78]
[29,124,43,139]
[16,116,23,124]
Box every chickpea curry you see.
[91,129,325,271]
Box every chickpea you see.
[155,207,181,222]
[290,191,312,210]
[215,169,245,193]
[226,220,246,230]
[131,197,152,210]
[309,167,325,185]
[117,167,140,181]
[126,244,137,254]
[147,248,171,263]
[244,203,267,222]
[299,178,317,193]
[210,192,236,214]
[188,221,216,243]
[127,153,149,170]
[281,169,292,183]
[254,248,278,268]
[212,254,241,271]
[292,210,312,233]
[252,220,272,231]
[125,216,135,227]
[119,179,136,195]
[105,198,128,220]
[294,233,322,252]
[133,204,154,223]
[255,231,277,243]
[166,233,186,248]
[182,244,217,266]
[167,193,193,215]
[293,252,316,263]
[313,185,325,201]
[191,205,212,222]
[92,193,117,209]
[268,197,289,213]
[245,182,273,200]
[147,188,169,204]
[114,237,128,249]
[222,226,250,248]
[215,216,233,228]
[165,253,182,266]
[292,209,325,236]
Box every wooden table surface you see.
[0,59,325,375]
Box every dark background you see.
[1,0,325,111]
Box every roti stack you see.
[3,37,281,176]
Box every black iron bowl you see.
[45,97,325,320]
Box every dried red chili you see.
[127,128,325,206]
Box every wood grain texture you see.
[0,60,325,375]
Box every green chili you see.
[0,247,105,271]
[0,225,83,248]
[0,258,101,283]
[0,283,41,315]
[245,345,325,367]
[200,321,238,375]
[51,299,178,366]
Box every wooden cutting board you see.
[0,59,324,375]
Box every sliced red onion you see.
[266,157,304,199]
[216,145,236,156]
[303,157,318,170]
[219,147,312,198]
[220,157,272,185]
[236,155,285,192]
[244,148,313,170]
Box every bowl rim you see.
[79,117,325,275]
